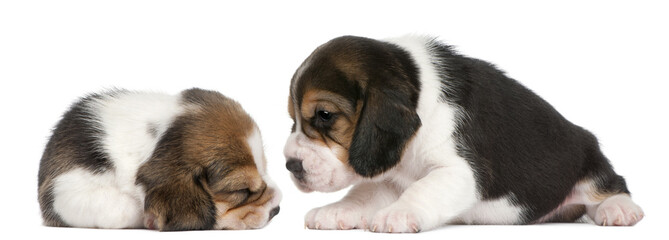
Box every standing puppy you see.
[283,35,643,233]
[38,88,281,230]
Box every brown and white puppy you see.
[284,35,643,233]
[38,88,281,231]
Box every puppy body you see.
[39,88,281,230]
[284,35,643,233]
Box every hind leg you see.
[567,178,644,226]
[52,168,144,228]
[587,194,644,226]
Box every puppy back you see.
[38,90,122,226]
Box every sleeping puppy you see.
[283,35,644,233]
[38,88,281,231]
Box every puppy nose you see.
[286,158,305,180]
[269,206,280,221]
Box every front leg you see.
[305,181,399,230]
[370,165,477,233]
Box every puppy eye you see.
[234,188,251,203]
[236,188,251,196]
[317,110,333,122]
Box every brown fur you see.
[137,88,274,231]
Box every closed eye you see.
[235,188,251,203]
[216,188,251,206]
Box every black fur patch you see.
[39,92,115,179]
[426,40,630,223]
[147,122,160,139]
[38,91,118,226]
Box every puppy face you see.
[284,89,363,192]
[284,36,422,192]
[138,89,281,231]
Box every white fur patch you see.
[305,182,400,230]
[93,91,182,195]
[95,93,181,160]
[247,127,282,208]
[455,194,523,224]
[590,194,644,226]
[248,127,266,175]
[52,91,183,228]
[283,131,361,192]
[52,168,144,228]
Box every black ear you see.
[348,78,421,177]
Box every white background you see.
[1,0,667,239]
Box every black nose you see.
[269,206,280,221]
[286,158,305,180]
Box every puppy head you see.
[138,88,281,231]
[283,36,421,192]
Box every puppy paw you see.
[143,212,158,230]
[370,206,421,233]
[305,203,366,230]
[594,194,644,226]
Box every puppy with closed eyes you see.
[38,88,281,231]
[283,35,643,233]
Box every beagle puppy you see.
[283,35,643,233]
[38,88,281,231]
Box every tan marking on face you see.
[296,89,362,163]
[214,186,277,229]
[212,171,276,230]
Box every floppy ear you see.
[137,160,216,231]
[348,78,421,177]
[136,122,217,231]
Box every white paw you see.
[305,203,367,230]
[370,205,421,233]
[594,194,644,226]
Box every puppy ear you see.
[138,161,216,231]
[348,78,421,177]
[136,122,217,231]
